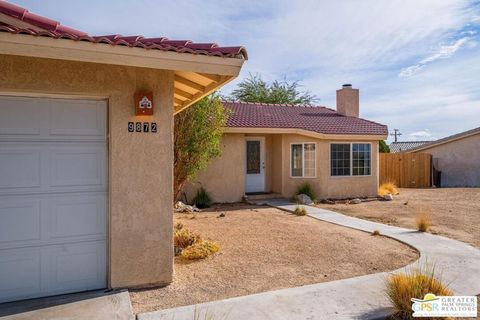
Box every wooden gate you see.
[379,153,432,188]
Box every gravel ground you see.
[130,204,418,313]
[316,188,480,248]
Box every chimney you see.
[336,84,359,117]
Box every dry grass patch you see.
[181,240,220,260]
[294,205,307,216]
[386,264,452,320]
[415,209,431,232]
[379,182,399,197]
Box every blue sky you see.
[11,0,480,142]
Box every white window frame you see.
[329,142,372,177]
[290,142,317,178]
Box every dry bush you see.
[294,205,307,216]
[415,209,431,232]
[181,240,220,260]
[174,227,201,251]
[372,229,381,236]
[386,264,452,320]
[378,182,399,197]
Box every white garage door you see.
[0,96,107,303]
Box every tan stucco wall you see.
[184,133,246,203]
[413,133,480,187]
[0,54,174,288]
[280,135,379,199]
[184,131,379,202]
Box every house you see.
[184,84,388,202]
[389,141,431,153]
[408,127,480,187]
[0,1,246,303]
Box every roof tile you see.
[224,101,388,136]
[0,1,247,59]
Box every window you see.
[330,144,351,176]
[352,143,371,176]
[291,143,316,177]
[331,143,371,176]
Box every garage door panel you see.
[0,147,41,190]
[0,96,43,137]
[0,247,42,302]
[49,146,106,188]
[0,199,41,244]
[48,100,106,137]
[48,195,106,240]
[0,96,107,302]
[44,241,106,295]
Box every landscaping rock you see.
[296,194,313,205]
[383,194,394,201]
[174,201,200,213]
[218,212,226,218]
[350,198,362,204]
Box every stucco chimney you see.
[336,84,359,117]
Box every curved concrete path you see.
[138,199,480,320]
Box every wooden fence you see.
[379,153,432,188]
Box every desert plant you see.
[181,240,220,260]
[294,205,307,216]
[174,222,184,231]
[193,187,212,209]
[372,229,381,236]
[385,264,453,320]
[174,95,229,200]
[295,182,316,201]
[415,209,431,232]
[378,182,399,197]
[174,227,201,252]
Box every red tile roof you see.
[0,1,247,59]
[223,101,388,136]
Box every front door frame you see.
[245,136,266,193]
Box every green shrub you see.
[294,205,307,216]
[295,182,316,201]
[193,187,212,209]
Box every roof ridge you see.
[222,100,330,109]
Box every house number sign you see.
[128,122,157,133]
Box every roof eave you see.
[0,32,246,113]
[408,128,480,152]
[223,127,388,140]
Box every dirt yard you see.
[130,204,418,313]
[316,188,480,248]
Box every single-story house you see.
[408,127,480,187]
[0,2,246,303]
[389,141,431,153]
[184,84,389,202]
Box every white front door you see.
[245,137,265,193]
[0,96,107,303]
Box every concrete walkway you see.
[0,291,134,320]
[138,199,480,320]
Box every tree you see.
[379,140,390,153]
[174,95,228,200]
[229,74,316,104]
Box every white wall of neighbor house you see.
[413,133,480,187]
[184,132,380,203]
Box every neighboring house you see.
[408,127,480,187]
[184,84,388,202]
[389,141,431,153]
[0,2,246,303]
